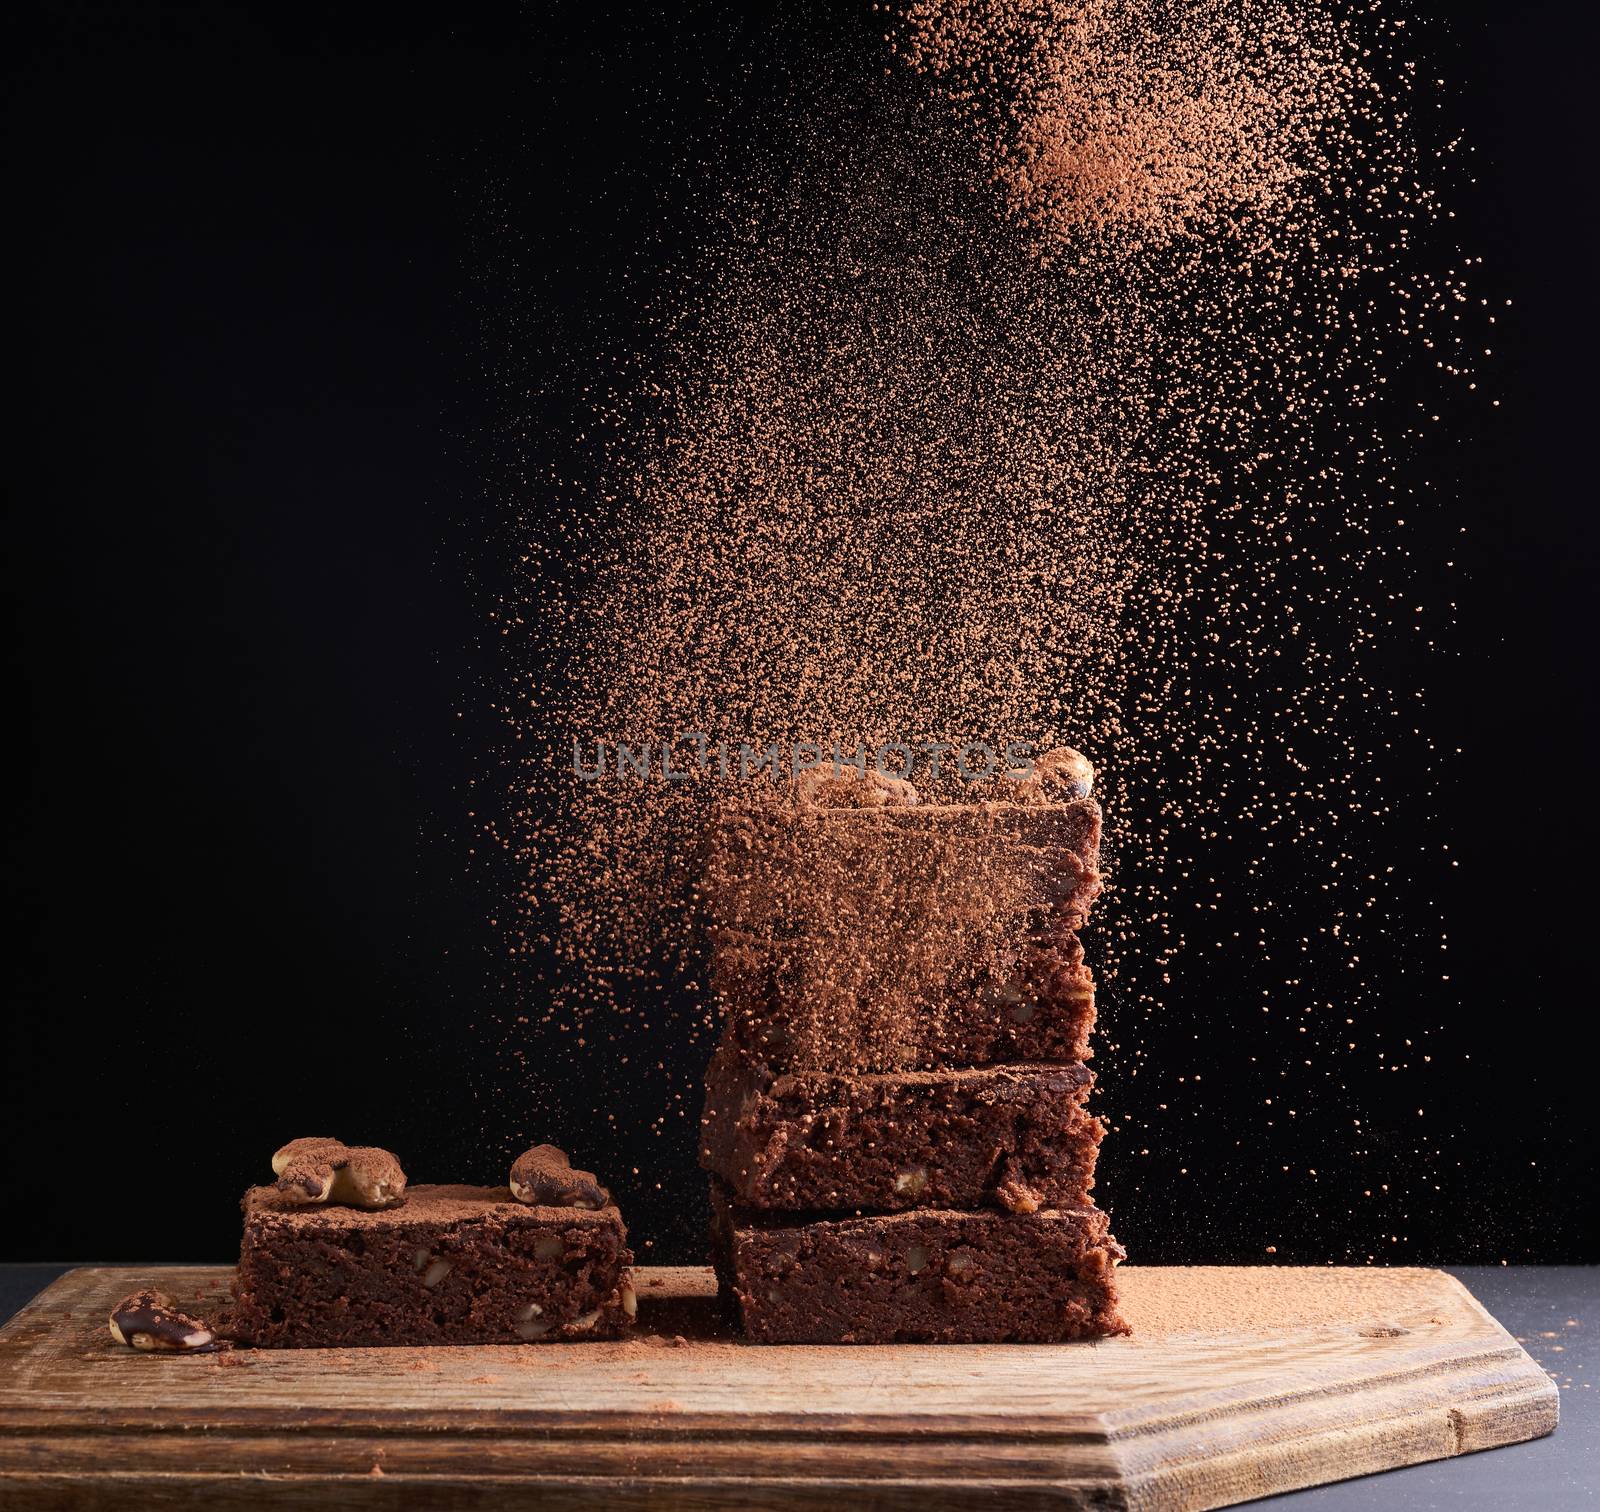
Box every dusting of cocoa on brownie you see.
[702,779,1103,1074]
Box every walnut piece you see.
[994,1163,1044,1214]
[893,1166,929,1198]
[271,1137,407,1210]
[1014,746,1094,803]
[945,1247,979,1280]
[109,1289,222,1353]
[508,1144,609,1209]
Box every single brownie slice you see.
[706,797,1103,949]
[710,1183,1126,1344]
[701,1048,1104,1213]
[229,1184,635,1348]
[722,935,1098,1073]
[703,798,1102,1074]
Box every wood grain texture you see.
[0,1264,1556,1510]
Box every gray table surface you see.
[1,1264,1593,1507]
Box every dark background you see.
[3,0,1595,1264]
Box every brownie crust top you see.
[242,1182,624,1229]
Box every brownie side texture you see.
[700,1049,1103,1213]
[703,799,1102,1075]
[720,936,1098,1074]
[710,1184,1126,1344]
[228,1183,635,1348]
[707,798,1103,916]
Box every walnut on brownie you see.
[270,1136,407,1210]
[509,1144,609,1209]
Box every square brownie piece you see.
[701,1049,1104,1213]
[710,1184,1126,1343]
[229,1184,635,1348]
[703,798,1102,1074]
[721,935,1098,1073]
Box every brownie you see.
[706,797,1103,945]
[710,1183,1126,1343]
[722,935,1098,1073]
[703,798,1102,1074]
[228,1183,635,1348]
[700,1048,1103,1213]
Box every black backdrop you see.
[3,0,1595,1264]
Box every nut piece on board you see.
[508,1144,610,1209]
[271,1137,407,1209]
[109,1289,222,1352]
[1014,746,1095,803]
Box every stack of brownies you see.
[699,752,1127,1343]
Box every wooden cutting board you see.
[0,1264,1556,1509]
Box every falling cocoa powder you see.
[896,0,1356,256]
[482,2,1488,1249]
[701,784,1102,1072]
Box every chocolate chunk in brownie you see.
[710,1183,1126,1344]
[703,798,1102,1074]
[701,1049,1103,1213]
[228,1184,635,1348]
